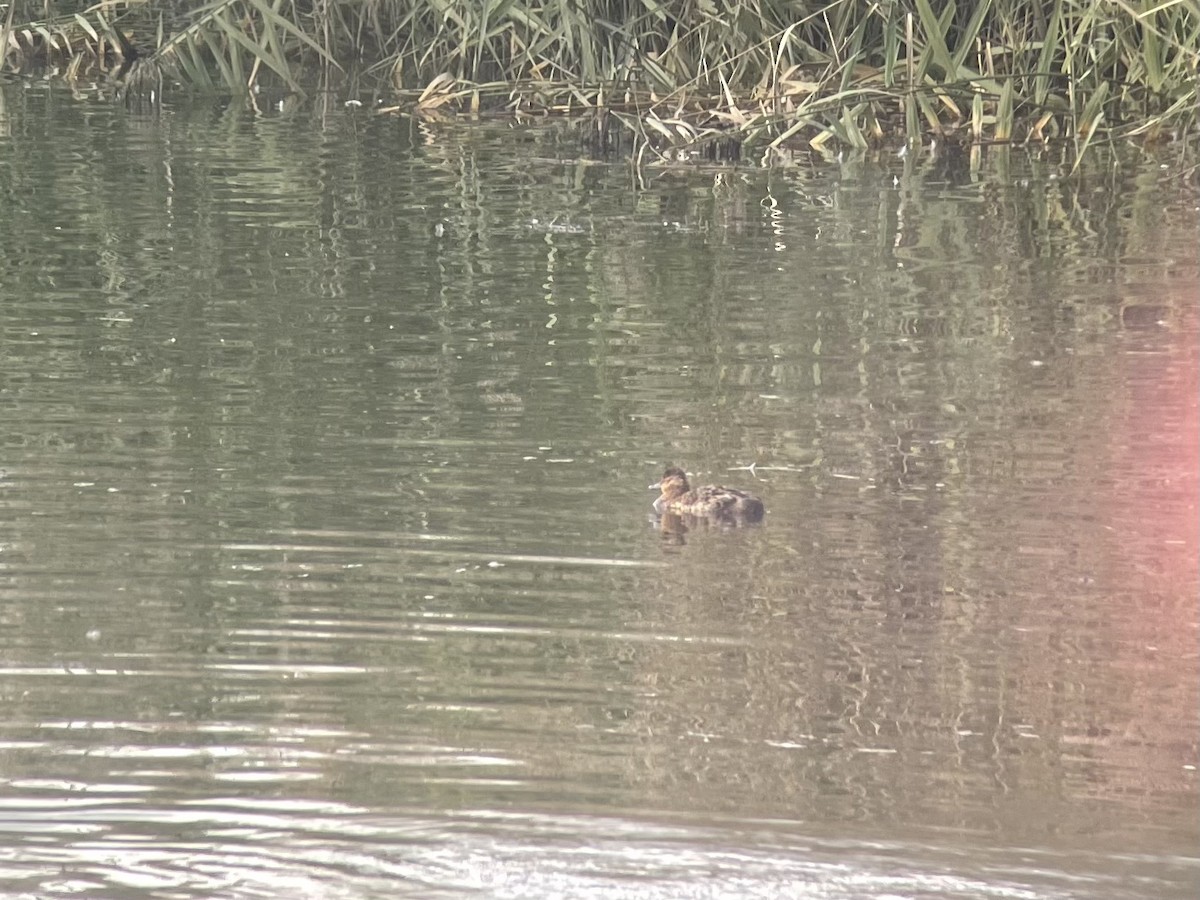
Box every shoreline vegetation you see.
[2,0,1197,159]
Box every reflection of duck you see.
[650,466,765,523]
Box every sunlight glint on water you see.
[0,86,1196,898]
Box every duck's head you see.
[650,465,691,501]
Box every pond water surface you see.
[0,84,1197,898]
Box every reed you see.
[4,0,1197,153]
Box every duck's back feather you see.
[672,484,764,522]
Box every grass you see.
[2,0,1197,156]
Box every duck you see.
[649,466,765,523]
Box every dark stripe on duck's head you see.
[650,466,685,484]
[652,466,692,498]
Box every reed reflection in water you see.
[0,89,1195,898]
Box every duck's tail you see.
[735,496,765,522]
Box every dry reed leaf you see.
[643,115,675,140]
[711,108,749,125]
[780,79,819,96]
[418,72,456,104]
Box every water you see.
[0,83,1196,898]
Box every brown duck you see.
[650,466,765,523]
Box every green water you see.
[0,84,1196,898]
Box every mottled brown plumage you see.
[650,466,764,523]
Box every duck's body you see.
[650,466,765,523]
